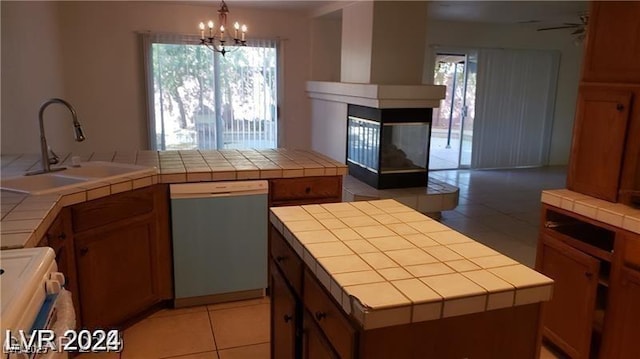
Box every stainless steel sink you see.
[0,173,89,195]
[0,161,156,195]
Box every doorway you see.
[429,51,477,170]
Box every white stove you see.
[1,247,74,358]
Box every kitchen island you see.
[269,199,553,358]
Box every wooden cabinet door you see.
[270,267,298,359]
[601,267,640,359]
[567,87,632,201]
[74,216,160,329]
[38,208,81,327]
[582,2,640,83]
[303,314,338,359]
[537,234,600,359]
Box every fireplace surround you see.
[346,104,432,189]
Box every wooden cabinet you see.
[270,263,299,359]
[71,185,172,329]
[303,270,355,359]
[537,233,600,359]
[270,227,349,359]
[599,231,640,359]
[303,312,338,359]
[568,1,640,206]
[601,267,640,359]
[37,207,81,326]
[582,1,640,83]
[537,205,640,359]
[567,87,632,202]
[269,176,342,207]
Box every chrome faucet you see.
[26,98,86,175]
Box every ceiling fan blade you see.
[572,28,585,35]
[537,25,579,31]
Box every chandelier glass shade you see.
[198,0,247,55]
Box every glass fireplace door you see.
[380,123,430,173]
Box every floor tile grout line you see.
[206,301,268,312]
[158,349,218,359]
[216,341,271,351]
[205,309,221,359]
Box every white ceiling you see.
[428,1,588,26]
[227,1,589,27]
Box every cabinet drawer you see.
[270,226,303,295]
[303,270,355,359]
[270,177,341,203]
[71,186,155,233]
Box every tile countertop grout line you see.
[270,200,553,329]
[1,149,347,249]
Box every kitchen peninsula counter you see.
[269,199,553,358]
[1,149,347,249]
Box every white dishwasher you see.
[170,180,268,307]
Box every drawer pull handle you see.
[284,314,293,323]
[80,247,89,256]
[616,103,625,112]
[315,311,327,321]
[276,256,286,262]
[585,272,594,278]
[305,187,311,194]
[58,233,67,240]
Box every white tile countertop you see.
[1,149,347,182]
[541,189,640,234]
[269,199,553,330]
[1,149,347,249]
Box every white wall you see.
[310,99,347,163]
[1,1,68,154]
[310,15,341,82]
[424,19,583,165]
[1,1,312,154]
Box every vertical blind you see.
[472,48,560,169]
[142,32,278,150]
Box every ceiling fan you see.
[537,15,589,42]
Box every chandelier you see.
[198,0,247,55]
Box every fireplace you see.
[346,104,432,189]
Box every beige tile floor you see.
[77,298,270,359]
[76,166,569,359]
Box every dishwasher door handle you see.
[171,190,267,199]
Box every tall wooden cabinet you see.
[581,1,640,83]
[567,2,640,204]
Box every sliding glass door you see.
[429,51,477,170]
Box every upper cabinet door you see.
[567,87,632,201]
[582,2,640,83]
